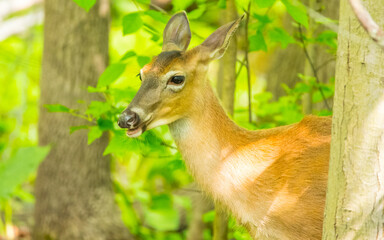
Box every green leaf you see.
[97,63,127,88]
[143,10,168,23]
[144,208,179,231]
[281,0,308,28]
[69,125,88,134]
[120,51,136,61]
[252,13,272,25]
[203,210,215,223]
[72,0,96,12]
[97,118,114,131]
[172,0,195,11]
[44,104,70,113]
[188,4,207,20]
[137,56,151,67]
[217,0,226,8]
[85,101,111,118]
[122,12,143,35]
[254,0,276,8]
[104,131,137,155]
[249,31,267,52]
[316,30,338,49]
[268,27,295,48]
[88,126,103,145]
[0,146,50,199]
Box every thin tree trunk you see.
[217,0,237,116]
[213,1,238,239]
[322,0,384,239]
[33,0,133,239]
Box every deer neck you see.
[169,82,247,193]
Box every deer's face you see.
[118,50,202,137]
[118,11,243,137]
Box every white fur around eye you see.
[162,71,186,92]
[167,79,186,92]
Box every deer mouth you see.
[126,122,149,138]
[126,127,143,138]
[125,115,152,138]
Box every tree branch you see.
[348,0,384,48]
[298,25,332,111]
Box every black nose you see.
[118,110,140,128]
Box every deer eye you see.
[168,76,185,85]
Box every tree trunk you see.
[33,0,133,239]
[216,0,237,116]
[322,0,384,239]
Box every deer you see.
[118,11,331,240]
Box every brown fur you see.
[125,12,331,239]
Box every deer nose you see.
[118,111,140,129]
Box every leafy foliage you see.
[72,0,97,12]
[0,0,337,238]
[0,146,50,199]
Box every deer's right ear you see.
[162,11,191,52]
[199,14,244,61]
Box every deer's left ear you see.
[162,11,191,52]
[199,14,245,60]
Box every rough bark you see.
[33,0,133,239]
[322,0,384,239]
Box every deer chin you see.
[126,126,145,138]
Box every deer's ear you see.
[200,14,244,60]
[162,11,191,52]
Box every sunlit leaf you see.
[172,0,195,11]
[188,4,207,20]
[253,0,275,8]
[72,0,96,12]
[203,210,215,223]
[44,104,70,113]
[88,126,103,145]
[86,101,111,118]
[120,51,136,61]
[144,10,168,23]
[0,146,50,199]
[97,63,127,88]
[249,31,267,52]
[144,208,179,231]
[123,12,143,35]
[137,56,151,67]
[268,27,295,48]
[70,125,88,134]
[281,0,308,28]
[104,131,139,155]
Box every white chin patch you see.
[126,128,143,138]
[146,119,171,130]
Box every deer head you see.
[118,11,243,137]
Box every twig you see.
[298,25,331,111]
[235,56,246,80]
[348,0,384,49]
[244,3,252,123]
